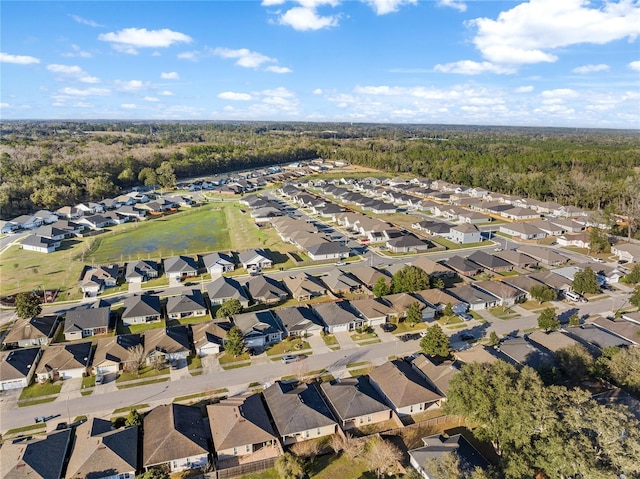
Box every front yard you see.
[116,365,169,383]
[265,338,311,356]
[19,381,62,400]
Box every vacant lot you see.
[88,207,230,263]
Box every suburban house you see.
[2,314,60,349]
[283,272,328,301]
[349,297,395,326]
[466,250,513,273]
[411,354,460,401]
[56,206,82,219]
[66,418,137,479]
[245,275,289,304]
[143,326,191,367]
[202,252,236,276]
[206,276,251,309]
[32,209,59,224]
[125,260,159,283]
[274,306,324,337]
[443,255,483,277]
[550,218,585,233]
[458,211,490,224]
[0,430,72,479]
[530,220,566,236]
[80,264,119,296]
[611,243,640,263]
[473,281,525,306]
[305,240,350,261]
[319,377,393,430]
[494,250,539,269]
[312,300,364,333]
[499,223,547,240]
[566,324,632,350]
[347,265,390,290]
[143,404,210,473]
[163,256,199,281]
[527,330,582,354]
[33,225,67,241]
[232,310,285,348]
[409,434,489,479]
[448,224,482,244]
[529,271,573,293]
[191,320,232,356]
[368,360,443,416]
[76,214,111,230]
[414,289,467,315]
[557,232,591,249]
[12,214,43,230]
[386,234,431,253]
[497,336,554,368]
[321,269,362,295]
[411,257,456,278]
[501,206,540,221]
[238,249,273,272]
[502,275,547,299]
[381,293,434,321]
[121,294,162,326]
[592,316,640,345]
[0,347,42,391]
[64,304,111,340]
[166,289,208,320]
[207,393,281,467]
[92,334,142,376]
[51,219,88,237]
[263,381,338,445]
[35,342,93,382]
[21,234,61,253]
[517,245,568,266]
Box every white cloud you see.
[313,88,323,94]
[152,51,161,57]
[434,60,515,75]
[515,85,534,93]
[61,44,92,58]
[572,64,610,74]
[115,80,149,92]
[364,0,417,15]
[144,96,160,102]
[218,91,253,101]
[177,51,199,61]
[60,87,111,96]
[469,0,640,65]
[265,65,292,73]
[438,0,466,12]
[261,87,295,98]
[72,101,93,108]
[161,71,180,80]
[0,52,40,64]
[69,14,103,27]
[211,47,274,68]
[47,64,101,83]
[277,7,339,31]
[541,88,579,99]
[159,90,175,96]
[629,60,640,72]
[99,28,192,54]
[121,103,137,109]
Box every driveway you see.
[169,358,190,381]
[333,331,358,350]
[307,333,332,354]
[57,377,83,400]
[375,325,397,343]
[93,373,118,395]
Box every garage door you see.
[96,365,118,375]
[1,379,25,390]
[331,324,348,333]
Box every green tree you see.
[155,161,176,190]
[606,346,640,395]
[406,302,423,326]
[488,331,500,346]
[391,265,431,293]
[138,167,157,190]
[275,452,304,479]
[215,298,243,318]
[529,285,557,304]
[135,469,169,479]
[15,292,42,319]
[622,263,640,284]
[630,286,640,309]
[537,307,560,331]
[443,302,454,317]
[572,267,600,295]
[420,324,450,358]
[125,409,143,427]
[589,227,611,254]
[224,326,245,357]
[554,344,594,386]
[372,276,391,298]
[431,277,445,289]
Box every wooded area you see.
[2,121,639,223]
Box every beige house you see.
[35,342,92,382]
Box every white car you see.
[591,257,604,263]
[334,261,346,266]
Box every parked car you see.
[618,259,629,264]
[400,333,420,342]
[459,333,475,341]
[95,374,104,385]
[55,422,68,431]
[381,323,396,332]
[494,247,503,252]
[334,261,346,266]
[457,313,473,321]
[591,257,605,263]
[281,355,301,364]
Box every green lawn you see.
[82,375,95,389]
[19,381,62,400]
[116,377,169,389]
[113,403,150,414]
[218,352,250,364]
[118,319,166,335]
[489,306,521,320]
[520,300,554,310]
[18,397,58,407]
[116,365,169,383]
[168,314,213,327]
[5,423,47,436]
[87,206,231,263]
[438,315,463,326]
[350,330,378,341]
[187,354,202,370]
[265,338,311,356]
[431,237,490,250]
[392,320,427,334]
[322,334,339,347]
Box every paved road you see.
[0,337,420,433]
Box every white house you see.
[448,224,482,244]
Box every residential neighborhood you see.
[1,164,638,479]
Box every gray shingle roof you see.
[122,294,161,319]
[64,305,111,333]
[0,430,71,479]
[166,289,206,315]
[319,377,390,422]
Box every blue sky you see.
[1,0,639,128]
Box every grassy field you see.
[19,381,62,400]
[265,338,311,356]
[116,365,168,383]
[87,206,231,263]
[431,237,490,250]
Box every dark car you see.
[401,333,420,342]
[381,323,396,332]
[55,422,68,431]
[460,333,475,341]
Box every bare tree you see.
[363,436,402,478]
[124,344,146,373]
[330,432,366,460]
[290,438,322,461]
